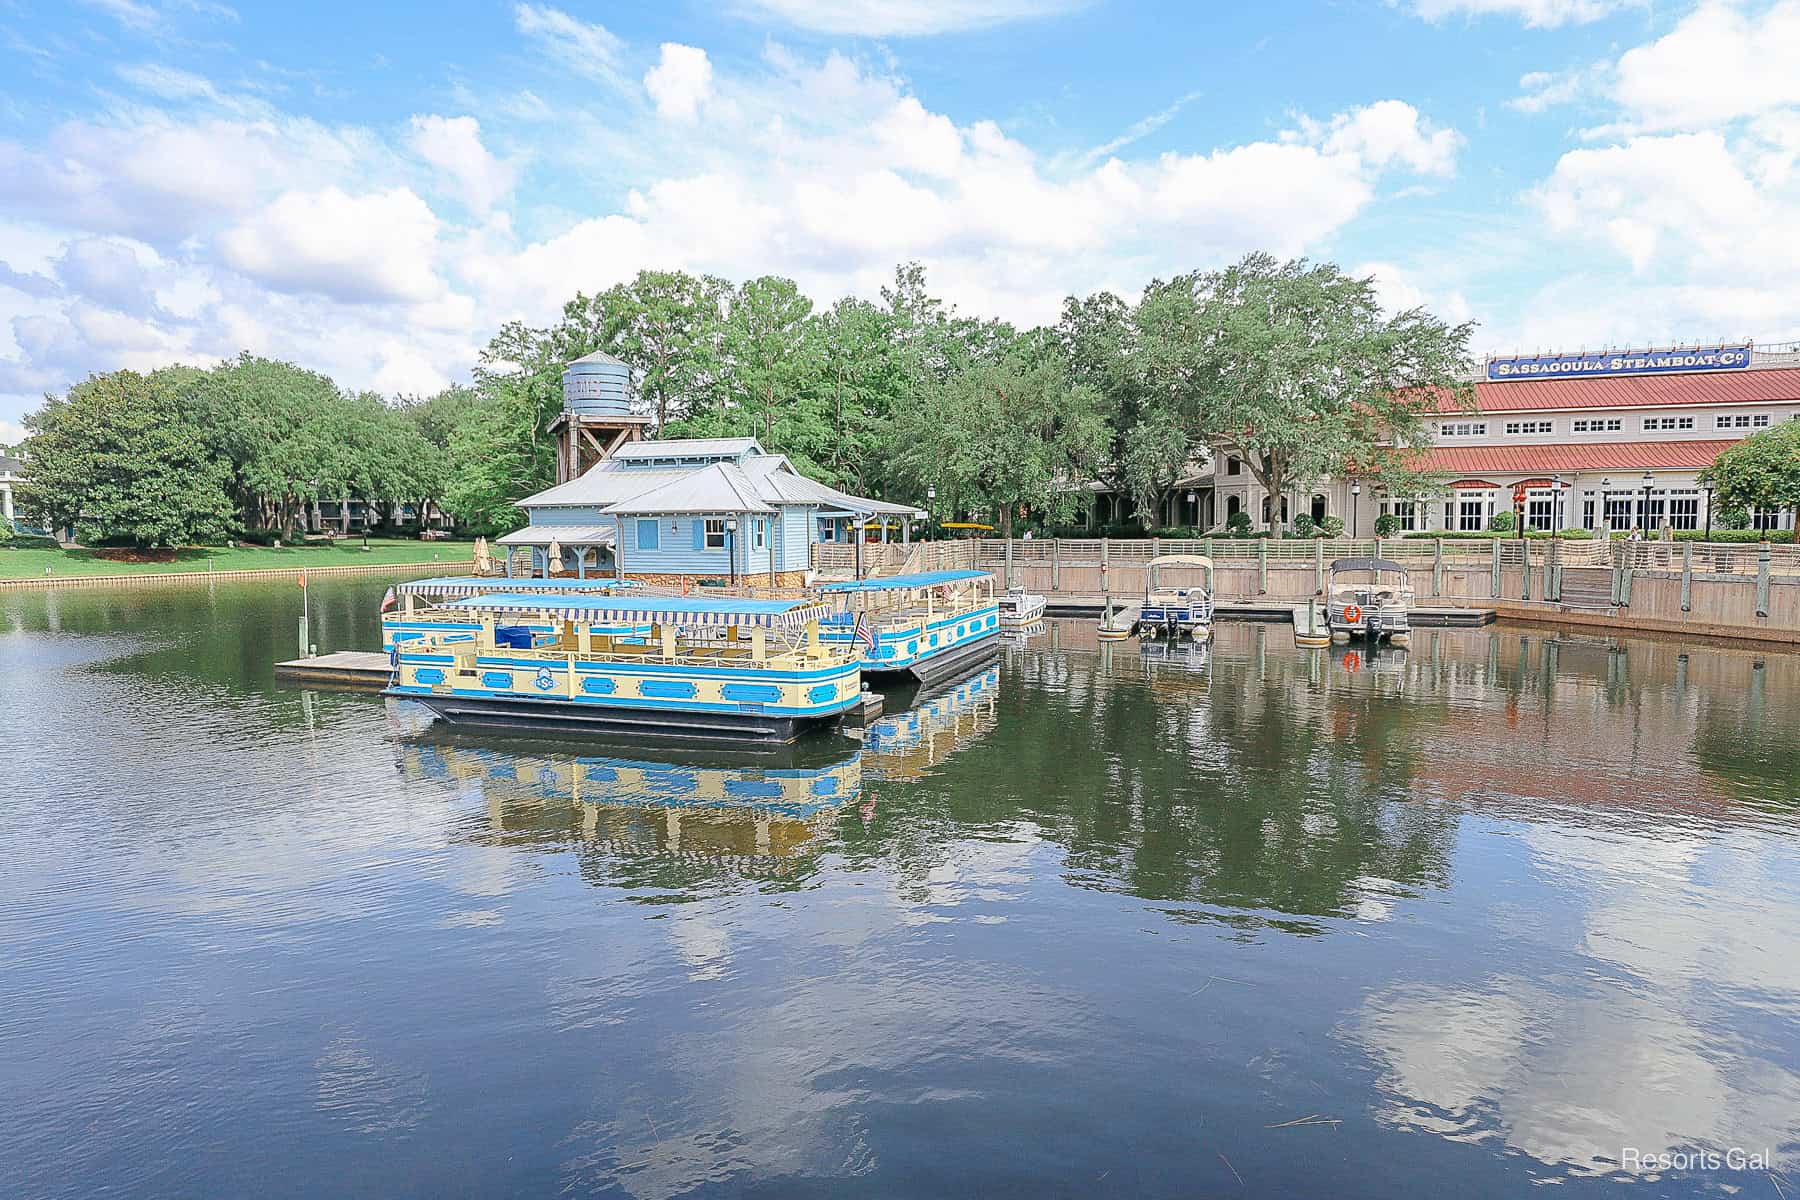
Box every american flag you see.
[854,613,876,654]
[379,586,398,613]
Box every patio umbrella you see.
[473,535,491,574]
[546,537,563,577]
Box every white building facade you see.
[1191,344,1800,538]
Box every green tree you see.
[1701,421,1800,533]
[893,343,1109,537]
[21,369,236,547]
[577,270,728,430]
[1127,253,1474,534]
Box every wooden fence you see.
[0,558,474,592]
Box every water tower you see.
[550,350,651,484]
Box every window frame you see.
[704,518,728,549]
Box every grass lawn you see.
[0,537,473,579]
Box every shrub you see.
[1374,513,1401,537]
[1487,510,1516,533]
[1317,515,1345,537]
[1670,528,1793,544]
[1225,510,1252,536]
[1291,513,1316,538]
[1401,529,1594,539]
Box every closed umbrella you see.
[473,535,491,574]
[546,537,563,577]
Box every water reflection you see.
[397,732,862,883]
[857,664,1000,781]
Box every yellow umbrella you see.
[546,537,563,577]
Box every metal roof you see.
[817,569,991,592]
[495,524,617,545]
[609,437,762,460]
[600,463,776,515]
[448,592,831,628]
[567,350,630,366]
[1436,366,1800,414]
[1418,440,1734,474]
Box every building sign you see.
[1486,344,1751,381]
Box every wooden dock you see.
[1046,599,1495,627]
[274,650,392,690]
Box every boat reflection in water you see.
[856,662,1001,781]
[396,731,862,879]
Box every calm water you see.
[3,578,1798,1199]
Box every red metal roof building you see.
[1182,346,1800,537]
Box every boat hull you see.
[389,690,845,744]
[824,603,1002,679]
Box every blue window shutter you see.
[637,519,659,550]
[692,519,704,550]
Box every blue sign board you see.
[1486,344,1751,382]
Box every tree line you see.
[34,250,1797,549]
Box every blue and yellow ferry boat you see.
[816,569,1001,683]
[386,592,863,743]
[381,576,645,649]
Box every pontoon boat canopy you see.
[1147,555,1213,569]
[816,569,992,592]
[1328,557,1410,575]
[448,593,832,629]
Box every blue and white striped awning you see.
[398,576,636,597]
[448,593,833,629]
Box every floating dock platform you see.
[1046,599,1494,627]
[274,650,392,689]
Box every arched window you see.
[1311,494,1327,522]
[1226,495,1241,519]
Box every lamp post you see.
[726,517,739,587]
[1601,477,1612,536]
[1704,483,1715,539]
[926,485,937,541]
[1186,490,1197,532]
[1350,480,1361,539]
[1641,470,1655,537]
[1551,474,1565,537]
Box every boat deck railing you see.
[416,632,849,673]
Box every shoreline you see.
[0,558,474,591]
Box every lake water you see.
[3,577,1797,1198]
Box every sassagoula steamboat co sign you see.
[1486,344,1752,381]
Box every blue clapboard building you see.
[497,354,919,583]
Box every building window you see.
[1718,413,1772,429]
[1667,493,1699,530]
[754,518,767,550]
[636,519,660,550]
[1752,507,1783,531]
[1387,500,1418,531]
[1226,457,1241,476]
[1437,422,1488,437]
[1526,492,1556,531]
[1582,498,1596,529]
[1504,420,1554,435]
[1572,418,1622,433]
[1458,497,1487,531]
[1603,494,1634,532]
[1643,416,1694,431]
[704,518,727,549]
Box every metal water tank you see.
[562,350,632,417]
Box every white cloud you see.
[1508,65,1597,114]
[644,44,714,123]
[55,237,165,315]
[409,115,514,216]
[115,63,220,101]
[218,186,444,303]
[1608,0,1800,133]
[1405,0,1639,27]
[511,4,626,88]
[1355,260,1473,324]
[0,418,25,444]
[731,0,1088,36]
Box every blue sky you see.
[2,0,1797,437]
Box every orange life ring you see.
[1343,651,1361,672]
[1343,603,1363,624]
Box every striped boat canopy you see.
[448,592,833,629]
[398,576,637,596]
[817,569,991,593]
